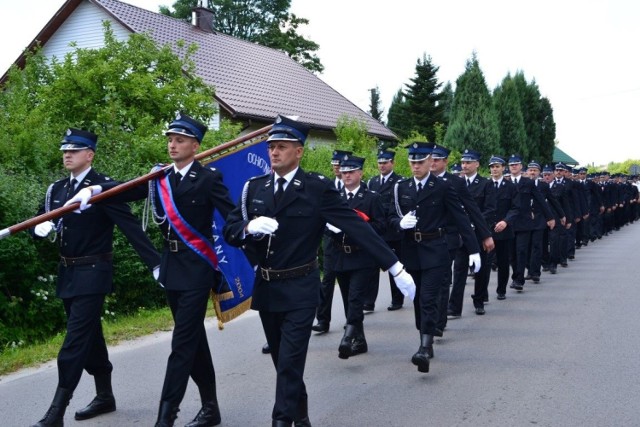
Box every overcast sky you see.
[1,0,639,167]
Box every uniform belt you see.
[331,240,361,253]
[164,238,213,252]
[60,253,113,267]
[260,259,319,281]
[413,228,445,242]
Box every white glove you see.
[394,270,416,301]
[388,261,416,300]
[399,212,417,229]
[34,221,55,237]
[469,253,481,273]
[64,186,102,212]
[326,223,342,234]
[153,266,164,288]
[246,216,279,235]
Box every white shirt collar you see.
[71,167,92,185]
[174,161,194,178]
[345,185,360,197]
[274,167,299,191]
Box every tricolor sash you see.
[156,173,219,270]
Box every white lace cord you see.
[42,183,59,243]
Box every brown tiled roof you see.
[93,0,396,141]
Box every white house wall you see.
[42,1,131,62]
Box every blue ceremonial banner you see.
[206,136,270,327]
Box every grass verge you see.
[0,307,175,376]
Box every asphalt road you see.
[2,223,640,426]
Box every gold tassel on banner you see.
[210,290,252,330]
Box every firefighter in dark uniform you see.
[223,115,415,426]
[488,155,519,299]
[70,114,237,427]
[311,149,352,334]
[389,142,480,374]
[508,155,555,291]
[30,129,160,427]
[327,154,386,359]
[444,148,495,317]
[366,149,405,311]
[525,160,564,283]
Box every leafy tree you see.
[493,74,528,159]
[511,72,543,161]
[160,0,324,73]
[0,24,234,348]
[403,54,445,143]
[368,86,384,122]
[387,88,410,139]
[439,82,454,125]
[538,97,556,164]
[444,52,500,160]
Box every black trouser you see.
[58,294,112,391]
[381,239,404,306]
[437,248,456,330]
[548,224,563,266]
[567,222,577,257]
[260,307,315,424]
[336,268,377,326]
[161,287,216,405]
[494,238,512,295]
[527,229,544,277]
[409,265,448,335]
[315,240,347,326]
[541,228,550,268]
[511,231,531,285]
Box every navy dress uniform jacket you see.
[367,172,403,242]
[330,186,386,272]
[389,174,479,271]
[104,161,236,291]
[492,179,519,241]
[223,169,399,313]
[34,169,160,298]
[511,176,554,232]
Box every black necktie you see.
[174,171,182,188]
[494,181,499,189]
[381,176,386,186]
[66,178,77,201]
[336,180,342,190]
[347,192,354,200]
[417,182,423,193]
[466,178,471,187]
[275,177,287,205]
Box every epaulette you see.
[248,173,270,182]
[306,171,328,181]
[397,177,412,184]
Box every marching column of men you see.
[27,111,640,426]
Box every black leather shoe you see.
[560,262,568,267]
[411,335,431,373]
[261,343,270,354]
[568,255,575,260]
[75,395,116,420]
[497,293,506,300]
[550,266,557,274]
[447,311,461,319]
[513,283,523,291]
[387,303,403,311]
[311,323,329,333]
[363,304,375,312]
[475,306,486,315]
[185,401,221,427]
[531,276,540,283]
[524,274,532,280]
[294,416,312,427]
